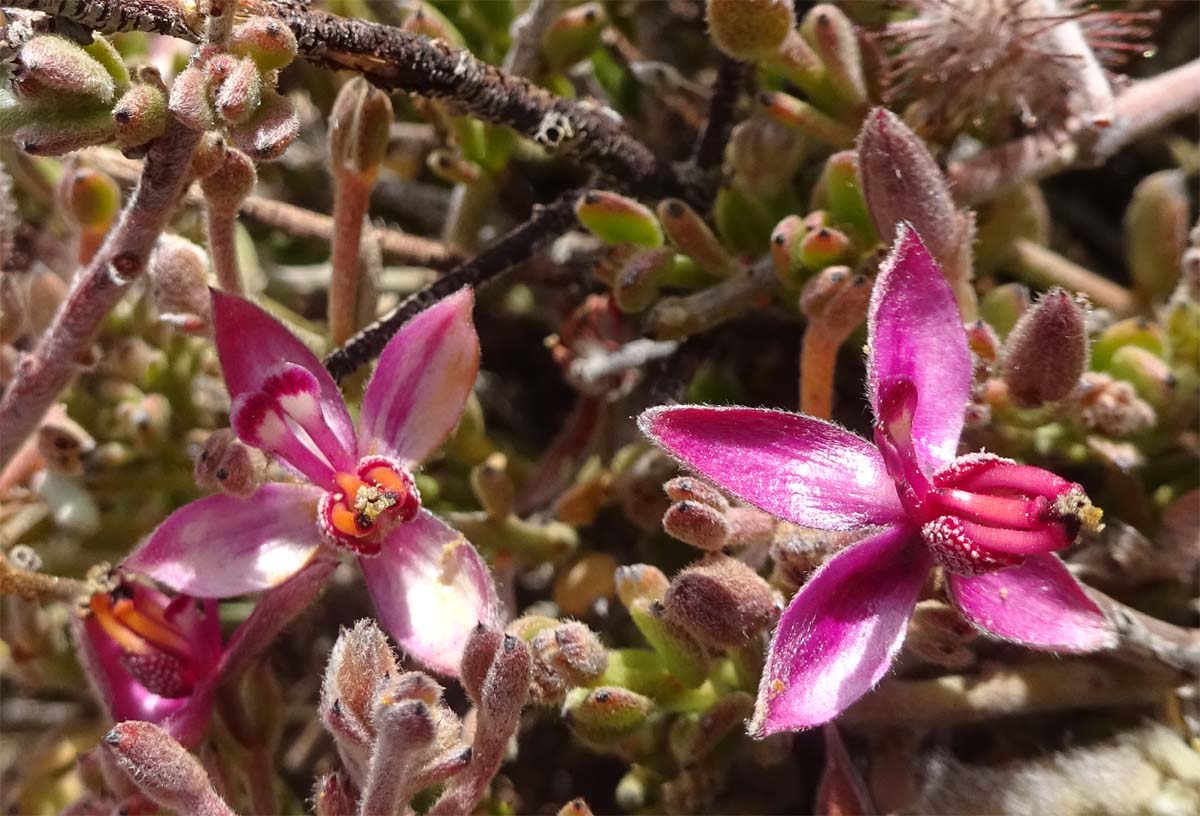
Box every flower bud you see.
[1076,372,1156,437]
[147,234,212,333]
[798,225,852,271]
[552,552,618,618]
[314,772,357,816]
[228,16,298,73]
[320,618,399,755]
[1125,170,1189,304]
[799,266,870,332]
[657,199,740,279]
[1091,317,1165,372]
[103,722,233,815]
[112,75,169,149]
[857,108,966,278]
[615,563,669,608]
[706,0,794,60]
[728,118,806,199]
[1108,345,1176,410]
[194,427,267,497]
[770,214,807,286]
[360,696,437,816]
[760,91,855,148]
[979,282,1031,339]
[59,166,121,233]
[665,476,730,511]
[169,64,217,132]
[10,109,115,156]
[199,146,256,211]
[329,77,394,178]
[460,624,505,707]
[799,5,867,112]
[664,500,731,551]
[1001,287,1088,408]
[191,132,230,179]
[12,35,115,104]
[614,247,675,313]
[469,452,514,521]
[564,686,653,744]
[542,3,607,71]
[628,597,709,687]
[576,190,663,248]
[660,554,779,650]
[819,150,875,245]
[230,89,298,161]
[546,621,608,685]
[213,55,262,125]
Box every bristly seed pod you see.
[1001,287,1088,408]
[706,0,794,61]
[661,554,780,650]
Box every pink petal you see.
[358,288,480,466]
[948,554,1116,652]
[359,509,500,677]
[122,483,326,598]
[867,226,971,471]
[750,525,930,735]
[639,406,904,530]
[212,290,356,471]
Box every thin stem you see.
[205,204,243,295]
[324,187,583,382]
[0,552,90,602]
[1010,238,1137,314]
[0,118,200,470]
[692,57,748,172]
[799,325,840,420]
[647,261,778,340]
[329,171,372,346]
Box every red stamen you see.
[927,488,1049,531]
[951,461,1075,500]
[954,517,1072,555]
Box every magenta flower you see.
[639,226,1115,735]
[124,288,499,676]
[73,558,334,746]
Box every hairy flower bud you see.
[313,772,357,816]
[230,89,298,161]
[228,16,298,73]
[542,3,607,70]
[576,191,663,249]
[706,0,794,60]
[1076,372,1156,437]
[564,686,653,744]
[799,5,867,112]
[663,499,731,551]
[728,118,806,198]
[147,234,212,333]
[199,146,256,211]
[329,77,394,177]
[761,91,855,148]
[169,64,217,132]
[614,563,670,607]
[1126,170,1189,304]
[194,428,267,497]
[103,721,234,816]
[112,73,169,150]
[213,56,262,125]
[460,624,505,707]
[1001,287,1088,408]
[12,35,115,104]
[661,554,779,650]
[657,199,740,279]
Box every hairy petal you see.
[122,484,326,598]
[867,226,971,470]
[639,405,904,530]
[359,509,500,677]
[750,525,929,735]
[948,554,1116,652]
[212,290,356,467]
[359,288,480,467]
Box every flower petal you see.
[73,613,190,726]
[122,483,326,598]
[867,226,971,471]
[750,525,929,735]
[948,554,1116,652]
[212,290,356,470]
[359,509,500,677]
[639,405,904,530]
[358,288,480,466]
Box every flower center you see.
[874,378,1101,576]
[318,456,420,555]
[88,586,196,698]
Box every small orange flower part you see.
[319,456,421,555]
[87,585,201,698]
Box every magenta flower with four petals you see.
[639,226,1115,735]
[124,288,499,676]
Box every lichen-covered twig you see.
[950,59,1200,206]
[324,188,582,381]
[8,0,692,201]
[0,117,200,469]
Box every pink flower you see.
[73,558,334,746]
[124,289,499,676]
[639,226,1115,735]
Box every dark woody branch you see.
[5,0,694,202]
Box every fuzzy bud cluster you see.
[1001,287,1089,408]
[661,476,776,552]
[507,616,608,705]
[661,554,781,650]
